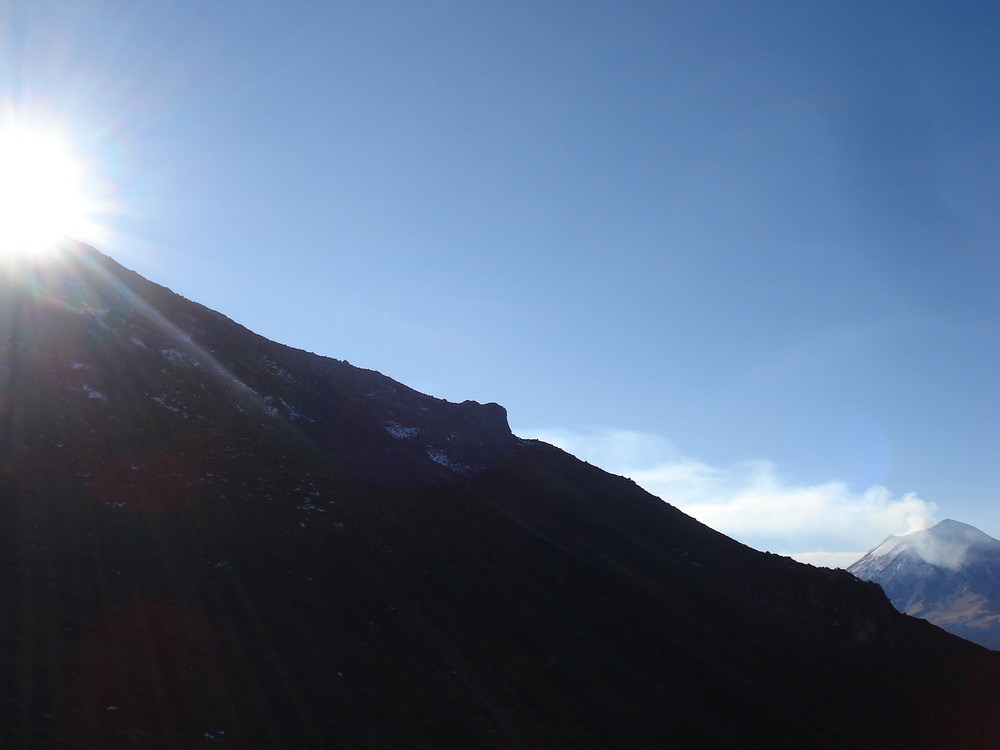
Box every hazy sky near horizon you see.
[3,1,997,565]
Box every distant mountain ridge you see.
[849,520,1000,649]
[3,240,1000,748]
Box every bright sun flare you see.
[0,127,95,259]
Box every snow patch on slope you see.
[426,448,473,476]
[385,421,420,438]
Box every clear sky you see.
[3,1,997,566]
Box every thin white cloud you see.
[786,551,866,569]
[523,427,937,566]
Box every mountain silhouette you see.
[2,240,1000,749]
[849,519,1000,650]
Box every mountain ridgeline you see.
[849,520,1000,650]
[2,241,1000,749]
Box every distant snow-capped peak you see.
[851,519,1000,574]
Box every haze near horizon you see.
[2,1,997,565]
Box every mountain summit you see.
[848,520,1000,649]
[3,241,1000,749]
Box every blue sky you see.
[3,1,997,565]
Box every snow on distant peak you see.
[856,520,1000,572]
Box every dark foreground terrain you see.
[2,241,999,749]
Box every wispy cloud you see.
[522,427,937,567]
[787,551,870,569]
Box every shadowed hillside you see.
[1,241,999,749]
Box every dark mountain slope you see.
[1,241,1000,749]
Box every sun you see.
[0,127,96,260]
